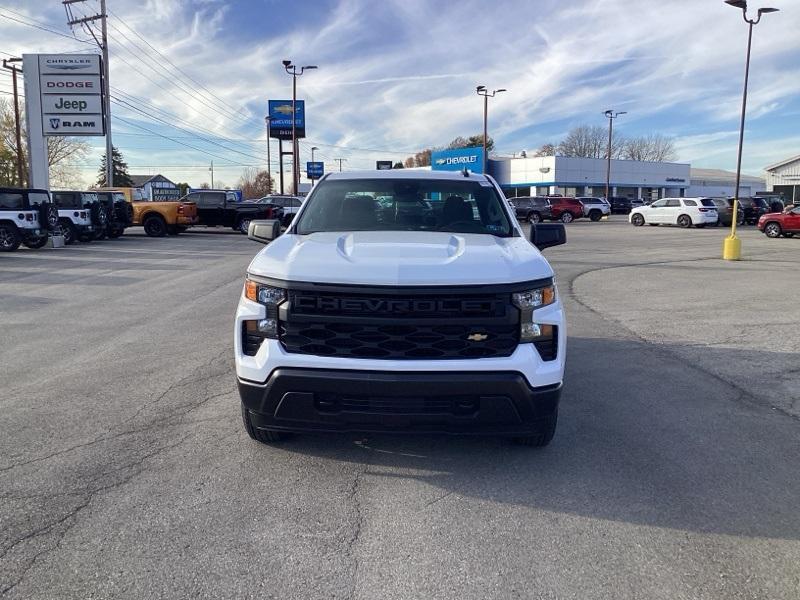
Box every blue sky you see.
[1,0,798,188]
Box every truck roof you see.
[322,170,492,182]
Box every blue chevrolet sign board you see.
[268,99,305,140]
[430,146,485,174]
[306,161,324,179]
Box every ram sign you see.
[430,146,485,174]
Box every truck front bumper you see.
[239,369,561,436]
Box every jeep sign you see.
[42,95,103,114]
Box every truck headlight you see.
[244,280,286,306]
[512,284,556,342]
[512,285,555,310]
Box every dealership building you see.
[765,154,800,204]
[430,147,765,200]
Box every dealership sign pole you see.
[22,54,106,189]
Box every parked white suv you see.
[0,187,53,251]
[235,170,567,447]
[629,197,718,228]
[577,197,611,221]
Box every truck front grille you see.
[280,289,520,360]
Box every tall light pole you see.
[265,116,272,193]
[604,110,626,202]
[283,60,317,195]
[476,85,506,174]
[722,0,779,261]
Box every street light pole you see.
[476,85,506,174]
[283,60,317,195]
[722,0,778,261]
[603,110,626,202]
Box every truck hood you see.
[247,231,554,286]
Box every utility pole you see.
[334,158,347,172]
[209,161,214,188]
[64,0,113,187]
[2,58,24,186]
[603,110,626,202]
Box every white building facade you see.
[685,168,765,198]
[490,156,690,200]
[765,155,800,204]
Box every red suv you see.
[758,205,800,238]
[548,197,585,223]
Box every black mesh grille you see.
[279,289,519,360]
[315,393,480,415]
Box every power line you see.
[0,8,93,44]
[106,7,255,126]
[110,95,266,162]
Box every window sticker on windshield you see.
[486,224,504,232]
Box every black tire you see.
[60,220,77,245]
[241,404,289,444]
[527,211,541,224]
[589,210,602,222]
[677,214,692,228]
[23,236,49,249]
[0,223,21,251]
[631,213,645,227]
[736,213,745,226]
[514,410,558,447]
[94,229,107,241]
[107,225,123,239]
[764,222,782,238]
[77,233,93,243]
[784,233,795,238]
[695,224,706,229]
[560,211,574,224]
[143,215,167,237]
[167,225,180,235]
[237,217,252,235]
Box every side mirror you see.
[530,223,566,251]
[248,219,281,244]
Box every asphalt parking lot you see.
[1,217,798,599]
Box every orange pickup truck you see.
[131,200,199,237]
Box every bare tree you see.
[557,125,625,159]
[403,156,416,168]
[533,143,557,157]
[622,134,677,162]
[237,168,273,198]
[199,182,211,189]
[0,98,90,187]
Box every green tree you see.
[96,146,135,187]
[176,182,190,197]
[392,162,404,169]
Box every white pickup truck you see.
[234,170,567,446]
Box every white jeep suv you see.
[234,170,567,446]
[629,197,718,228]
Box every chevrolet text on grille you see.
[293,296,497,314]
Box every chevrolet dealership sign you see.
[431,146,485,174]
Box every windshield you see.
[295,178,514,237]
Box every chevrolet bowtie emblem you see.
[467,333,488,342]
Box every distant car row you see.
[628,196,800,238]
[0,187,303,252]
[508,196,610,224]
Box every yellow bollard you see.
[723,234,742,261]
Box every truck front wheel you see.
[514,409,558,447]
[143,215,167,237]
